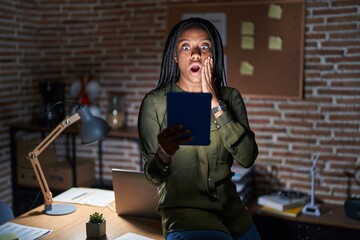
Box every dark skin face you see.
[176,27,214,93]
[157,27,223,159]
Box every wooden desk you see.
[11,203,163,239]
[249,201,360,240]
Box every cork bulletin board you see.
[168,0,305,99]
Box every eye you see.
[201,44,210,51]
[181,44,190,51]
[200,43,211,52]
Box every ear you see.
[174,56,178,63]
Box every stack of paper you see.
[258,205,303,218]
[257,192,308,217]
[231,164,254,205]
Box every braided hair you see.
[156,17,227,90]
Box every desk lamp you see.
[302,153,321,216]
[27,105,111,216]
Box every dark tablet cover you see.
[166,92,212,145]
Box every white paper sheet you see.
[53,187,115,207]
[115,232,153,240]
[0,222,52,240]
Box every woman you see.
[138,18,261,240]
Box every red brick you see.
[313,23,357,32]
[313,7,358,16]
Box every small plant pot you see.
[86,221,106,239]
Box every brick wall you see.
[252,0,360,204]
[0,0,40,205]
[0,0,359,209]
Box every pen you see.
[72,192,88,200]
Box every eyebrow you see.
[178,38,211,44]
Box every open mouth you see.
[190,64,201,73]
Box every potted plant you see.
[86,212,106,239]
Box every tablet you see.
[166,92,212,145]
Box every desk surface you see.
[250,201,360,231]
[11,203,163,239]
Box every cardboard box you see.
[17,138,57,187]
[16,138,95,190]
[46,158,95,190]
[17,158,95,190]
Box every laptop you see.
[111,168,160,219]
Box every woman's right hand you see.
[157,125,192,156]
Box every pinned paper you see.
[268,4,283,20]
[241,36,254,50]
[241,21,254,35]
[268,36,282,50]
[182,12,227,46]
[240,61,254,76]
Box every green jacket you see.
[138,83,258,238]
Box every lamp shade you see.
[77,106,111,144]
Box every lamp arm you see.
[27,113,81,206]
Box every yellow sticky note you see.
[268,4,282,20]
[268,36,282,50]
[240,61,254,76]
[241,36,254,50]
[241,22,254,35]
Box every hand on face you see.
[201,56,216,96]
[157,125,192,156]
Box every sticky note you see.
[268,4,282,20]
[240,61,254,76]
[268,36,282,50]
[241,22,254,35]
[241,36,254,50]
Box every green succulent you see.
[89,212,105,223]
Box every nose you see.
[191,48,201,61]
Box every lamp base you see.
[43,204,76,216]
[302,203,321,216]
